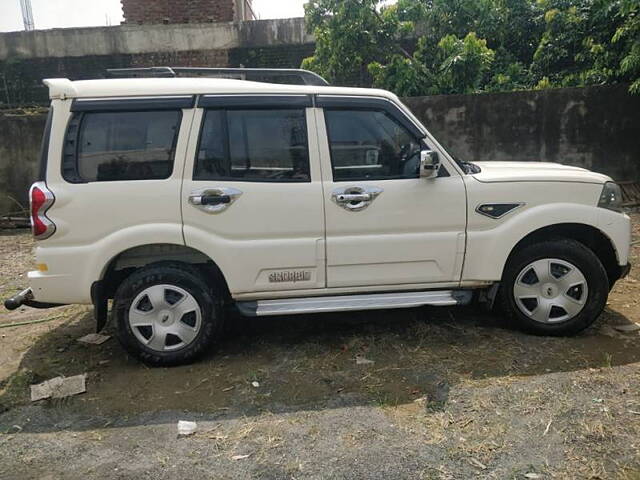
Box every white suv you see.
[4,68,632,366]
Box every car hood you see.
[471,161,611,184]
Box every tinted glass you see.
[195,109,310,182]
[76,111,181,182]
[37,106,54,181]
[325,109,422,181]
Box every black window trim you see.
[62,109,183,184]
[71,95,195,112]
[37,106,54,181]
[194,107,312,183]
[198,94,313,109]
[316,95,425,140]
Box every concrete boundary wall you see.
[0,18,315,106]
[0,18,311,60]
[403,84,640,182]
[1,85,638,215]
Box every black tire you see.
[113,263,224,366]
[499,239,609,336]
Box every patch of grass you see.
[0,368,35,414]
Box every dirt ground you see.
[0,214,639,480]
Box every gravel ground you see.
[0,213,639,479]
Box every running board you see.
[236,290,473,317]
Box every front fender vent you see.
[476,203,524,219]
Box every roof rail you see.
[105,67,330,86]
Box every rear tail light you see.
[29,182,56,240]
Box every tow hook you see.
[4,288,34,310]
[4,288,66,310]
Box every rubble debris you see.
[619,180,640,207]
[30,374,87,401]
[612,323,640,333]
[232,454,251,460]
[6,425,22,434]
[468,457,487,470]
[77,333,111,345]
[251,381,260,388]
[355,354,374,365]
[177,420,197,437]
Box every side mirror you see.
[420,150,440,178]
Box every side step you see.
[236,290,472,317]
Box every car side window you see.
[195,109,310,182]
[63,110,181,183]
[324,109,422,182]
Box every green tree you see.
[302,0,408,86]
[531,0,623,88]
[614,0,640,93]
[435,32,496,93]
[302,0,639,96]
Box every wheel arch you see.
[503,223,621,287]
[99,243,231,301]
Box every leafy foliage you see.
[614,0,640,93]
[302,0,640,95]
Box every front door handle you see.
[201,194,231,206]
[331,186,383,211]
[189,187,242,214]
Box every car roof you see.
[43,77,399,102]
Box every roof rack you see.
[105,67,330,86]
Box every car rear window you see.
[62,110,181,183]
[194,109,310,182]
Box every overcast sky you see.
[0,0,307,32]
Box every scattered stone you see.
[30,374,87,401]
[355,354,374,365]
[177,420,197,437]
[6,425,22,434]
[251,381,260,388]
[599,324,628,339]
[612,323,640,333]
[78,333,111,345]
[468,457,487,470]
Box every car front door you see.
[316,96,467,289]
[181,95,326,297]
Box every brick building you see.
[121,0,255,24]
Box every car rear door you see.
[315,96,467,289]
[181,95,326,297]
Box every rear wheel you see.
[500,239,609,336]
[113,263,223,366]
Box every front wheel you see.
[113,263,223,366]
[500,239,609,336]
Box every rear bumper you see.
[4,287,66,311]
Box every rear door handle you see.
[189,187,242,214]
[335,193,371,203]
